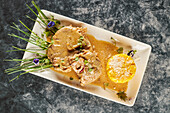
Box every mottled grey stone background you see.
[0,0,169,113]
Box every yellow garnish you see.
[106,54,136,83]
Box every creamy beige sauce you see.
[49,34,128,92]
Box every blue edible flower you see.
[33,58,39,65]
[47,21,55,28]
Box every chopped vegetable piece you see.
[133,50,137,53]
[45,59,50,64]
[44,31,51,37]
[88,68,93,72]
[82,41,87,46]
[70,77,73,80]
[36,53,40,56]
[57,26,64,30]
[84,60,88,64]
[104,82,109,86]
[54,20,60,25]
[77,42,82,46]
[75,57,79,61]
[41,33,44,37]
[61,60,64,63]
[80,36,84,40]
[117,47,123,54]
[79,49,82,51]
[116,91,127,101]
[77,36,84,48]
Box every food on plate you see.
[46,25,135,92]
[107,54,136,83]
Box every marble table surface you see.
[0,0,169,113]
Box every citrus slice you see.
[106,54,136,83]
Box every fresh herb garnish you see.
[44,59,50,64]
[80,36,84,40]
[75,57,79,61]
[57,26,64,30]
[111,37,116,46]
[117,47,123,54]
[84,60,88,64]
[9,22,50,50]
[88,68,93,72]
[79,49,82,52]
[77,36,84,48]
[82,41,87,46]
[70,77,73,80]
[61,60,64,63]
[5,56,53,82]
[133,50,137,54]
[41,33,44,37]
[5,1,57,81]
[42,12,61,37]
[104,82,109,86]
[44,31,52,37]
[116,91,127,101]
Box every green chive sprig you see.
[5,0,63,82]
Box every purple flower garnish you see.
[33,58,39,65]
[47,21,55,28]
[127,50,137,57]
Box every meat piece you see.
[76,27,87,36]
[66,36,80,50]
[80,66,101,86]
[53,57,71,72]
[71,57,85,77]
[80,57,102,86]
[69,50,102,86]
[47,26,91,60]
[65,29,82,50]
[47,26,83,60]
[79,50,95,59]
[83,38,91,49]
[64,27,91,51]
[66,35,92,51]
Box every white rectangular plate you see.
[22,10,151,106]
